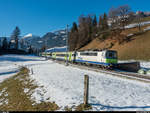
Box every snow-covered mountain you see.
[20,29,67,51]
[23,33,33,39]
[22,33,41,41]
[19,33,42,51]
[41,29,67,48]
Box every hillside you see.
[80,23,150,61]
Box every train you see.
[40,47,118,69]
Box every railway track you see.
[51,59,150,84]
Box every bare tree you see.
[136,12,145,31]
[117,5,132,29]
[77,15,93,49]
[109,5,133,29]
[108,7,120,29]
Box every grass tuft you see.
[75,104,92,111]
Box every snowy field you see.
[0,54,46,83]
[1,55,150,111]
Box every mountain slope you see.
[80,24,150,60]
[111,30,150,60]
[20,30,67,50]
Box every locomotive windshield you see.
[106,50,117,59]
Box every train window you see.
[80,52,97,56]
[89,53,97,56]
[106,51,117,59]
[80,53,88,56]
[56,54,70,57]
[56,54,66,57]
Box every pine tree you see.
[91,15,98,39]
[2,37,8,50]
[92,15,97,27]
[0,38,1,49]
[41,45,46,52]
[11,26,20,50]
[28,45,33,54]
[8,41,11,49]
[87,15,93,41]
[102,13,109,30]
[99,15,103,30]
[71,22,78,32]
[69,22,78,51]
[0,39,1,54]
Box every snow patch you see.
[125,21,150,29]
[24,88,30,93]
[23,33,33,39]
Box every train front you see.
[105,50,118,68]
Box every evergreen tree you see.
[87,15,93,41]
[28,45,33,54]
[0,38,1,49]
[69,22,79,51]
[91,15,98,39]
[2,37,8,50]
[41,45,46,52]
[92,15,97,27]
[11,26,20,50]
[71,22,78,32]
[8,41,11,49]
[99,15,103,30]
[102,13,109,30]
[0,38,2,53]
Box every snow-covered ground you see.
[1,55,150,111]
[0,54,46,83]
[125,21,150,29]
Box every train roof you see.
[45,47,117,53]
[77,49,117,52]
[45,46,67,52]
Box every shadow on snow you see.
[90,103,150,110]
[0,70,18,76]
[0,56,45,62]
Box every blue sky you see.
[0,0,150,37]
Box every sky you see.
[0,0,150,37]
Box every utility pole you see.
[45,39,47,59]
[65,24,69,66]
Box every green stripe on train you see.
[106,59,117,64]
[65,54,67,60]
[64,52,72,61]
[52,53,56,59]
[69,52,72,61]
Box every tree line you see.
[68,4,145,51]
[0,26,20,50]
[0,26,36,55]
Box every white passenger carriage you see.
[76,50,117,67]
